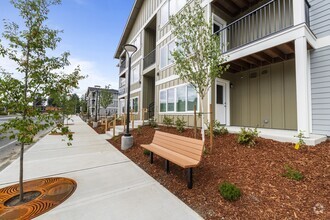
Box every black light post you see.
[121,44,137,150]
[123,44,137,137]
[94,85,101,122]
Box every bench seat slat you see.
[154,131,203,145]
[153,135,203,151]
[152,137,202,161]
[141,144,200,168]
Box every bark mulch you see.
[107,126,330,220]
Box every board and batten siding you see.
[311,46,330,136]
[309,0,330,38]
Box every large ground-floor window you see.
[159,84,198,113]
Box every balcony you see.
[215,0,296,53]
[119,87,126,96]
[120,59,126,73]
[143,49,156,70]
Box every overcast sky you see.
[0,0,135,97]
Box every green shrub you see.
[143,149,151,156]
[282,165,304,181]
[163,115,174,127]
[175,117,187,133]
[205,120,228,136]
[0,111,7,115]
[149,117,158,128]
[219,182,241,201]
[137,125,142,135]
[237,128,259,146]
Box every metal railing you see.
[305,0,311,27]
[214,0,294,53]
[143,49,156,70]
[120,59,126,73]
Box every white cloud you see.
[0,55,118,98]
[63,58,118,97]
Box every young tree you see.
[170,0,229,143]
[99,85,113,117]
[0,0,84,204]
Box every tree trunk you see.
[19,143,24,201]
[200,97,205,144]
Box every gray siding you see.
[309,0,330,38]
[311,46,330,136]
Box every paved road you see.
[0,116,51,171]
[0,116,20,171]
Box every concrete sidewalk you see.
[0,116,202,220]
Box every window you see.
[169,0,186,16]
[132,34,141,51]
[120,99,126,113]
[160,40,176,69]
[187,85,198,111]
[160,46,168,69]
[160,91,166,112]
[131,65,140,84]
[176,86,186,112]
[160,0,186,28]
[168,41,176,65]
[167,88,175,111]
[159,84,198,113]
[160,1,169,27]
[130,97,139,113]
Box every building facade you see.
[86,87,118,119]
[115,0,330,138]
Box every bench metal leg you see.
[149,152,153,164]
[165,160,169,173]
[187,168,193,189]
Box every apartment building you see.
[115,0,330,142]
[85,87,118,119]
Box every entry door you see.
[216,81,227,125]
[213,14,227,51]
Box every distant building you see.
[85,87,118,118]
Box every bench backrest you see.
[152,131,204,162]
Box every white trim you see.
[307,50,312,133]
[156,31,172,46]
[215,78,231,126]
[130,88,142,95]
[118,0,167,57]
[226,24,309,62]
[316,36,330,49]
[156,74,180,86]
[159,38,176,70]
[159,83,199,114]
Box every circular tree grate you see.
[0,177,77,219]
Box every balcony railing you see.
[120,59,126,73]
[214,0,294,53]
[143,49,156,70]
[119,87,126,96]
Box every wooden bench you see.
[141,131,203,189]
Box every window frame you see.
[159,38,177,70]
[158,83,199,114]
[130,96,139,113]
[131,64,140,84]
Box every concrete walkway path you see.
[0,116,202,220]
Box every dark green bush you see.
[163,115,174,127]
[149,117,158,128]
[237,128,259,146]
[143,149,151,156]
[205,120,228,136]
[175,117,186,133]
[219,182,241,201]
[282,165,304,181]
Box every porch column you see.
[295,37,310,137]
[293,0,306,25]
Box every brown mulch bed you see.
[107,126,330,220]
